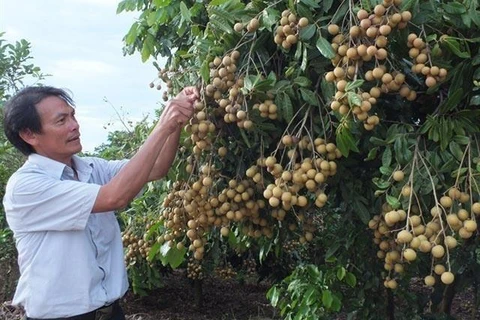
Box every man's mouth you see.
[67,136,80,142]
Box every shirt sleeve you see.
[88,157,129,183]
[4,172,101,233]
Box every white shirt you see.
[3,154,129,318]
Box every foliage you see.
[118,0,480,317]
[267,262,356,319]
[0,32,46,102]
[0,33,46,299]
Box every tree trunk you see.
[437,281,456,314]
[193,278,203,308]
[472,278,478,320]
[386,287,395,320]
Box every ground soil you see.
[1,270,278,320]
[2,272,480,320]
[121,270,278,320]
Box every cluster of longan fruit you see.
[325,0,416,129]
[205,51,254,130]
[407,33,448,88]
[122,230,153,265]
[161,173,276,260]
[243,258,257,275]
[149,67,176,102]
[206,51,242,100]
[215,263,237,280]
[187,258,204,280]
[273,10,309,50]
[253,99,278,119]
[162,176,217,261]
[369,176,479,289]
[328,81,382,130]
[234,17,260,33]
[185,101,216,155]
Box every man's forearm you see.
[148,127,182,181]
[93,125,173,212]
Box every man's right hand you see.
[159,86,199,133]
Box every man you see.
[2,85,199,319]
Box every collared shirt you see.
[3,153,129,318]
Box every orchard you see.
[114,0,480,318]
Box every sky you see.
[1,0,166,152]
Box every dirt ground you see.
[2,272,480,320]
[121,270,278,320]
[1,270,278,320]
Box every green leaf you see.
[262,8,280,31]
[441,37,471,58]
[366,147,378,161]
[471,95,480,106]
[347,92,362,107]
[244,75,260,91]
[325,242,341,259]
[379,166,393,176]
[345,80,364,92]
[453,135,470,145]
[147,242,161,261]
[267,286,280,307]
[200,59,210,83]
[382,147,392,167]
[442,2,466,14]
[300,45,308,71]
[449,141,464,161]
[299,24,316,41]
[336,127,359,157]
[316,36,336,59]
[294,76,311,87]
[322,290,333,308]
[277,93,294,122]
[165,245,186,268]
[125,22,139,45]
[254,78,276,92]
[476,248,480,265]
[300,0,320,8]
[180,2,192,22]
[331,294,342,312]
[153,0,172,7]
[306,264,320,277]
[386,194,401,209]
[337,267,346,280]
[354,198,371,224]
[209,0,229,5]
[439,88,464,113]
[300,88,319,105]
[345,272,357,287]
[400,0,417,11]
[373,177,391,190]
[322,0,334,12]
[141,38,153,62]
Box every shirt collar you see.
[27,154,94,181]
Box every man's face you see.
[25,96,82,165]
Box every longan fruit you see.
[357,9,369,20]
[234,23,244,32]
[392,170,405,182]
[441,272,455,285]
[424,275,435,286]
[298,17,309,27]
[247,18,260,32]
[327,24,340,35]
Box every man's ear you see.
[19,129,38,146]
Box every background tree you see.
[117,0,480,318]
[0,33,46,301]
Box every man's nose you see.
[70,118,80,131]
